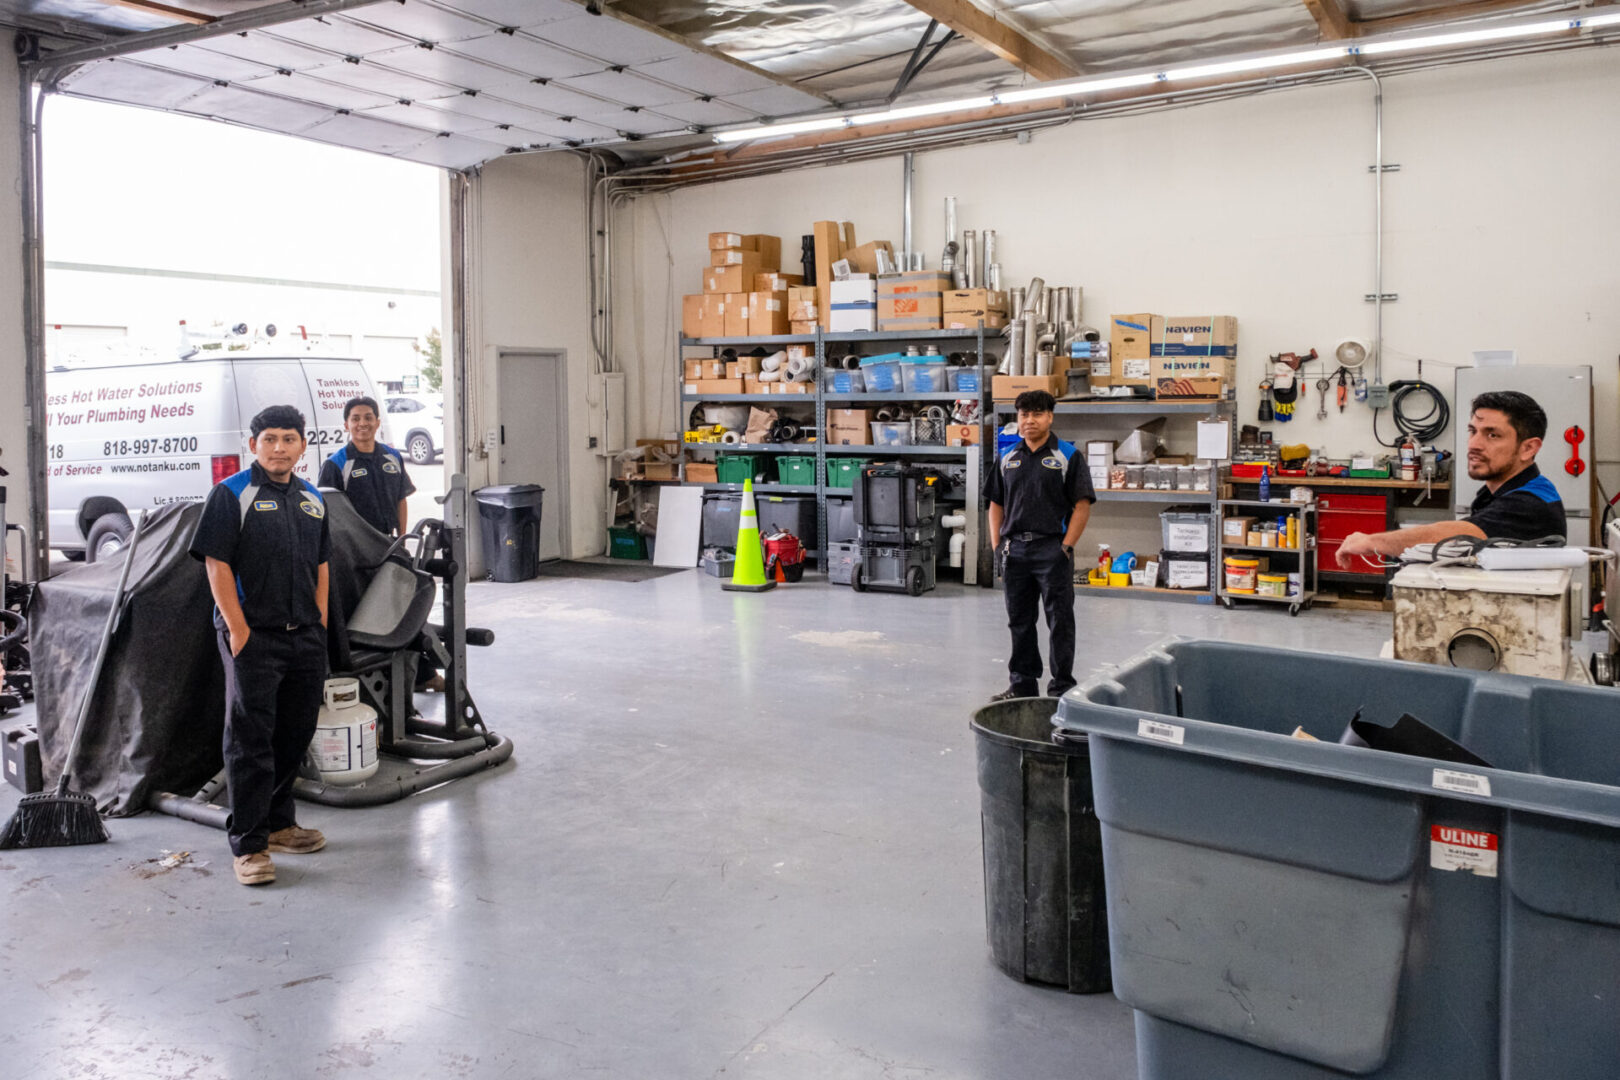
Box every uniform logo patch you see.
[1003,458,1022,470]
[351,467,369,478]
[1041,456,1064,470]
[381,459,400,474]
[252,500,278,511]
[299,495,325,519]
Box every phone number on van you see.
[103,437,200,456]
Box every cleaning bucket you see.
[1224,557,1259,594]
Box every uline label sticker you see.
[1432,768,1492,798]
[1430,825,1498,877]
[1137,719,1185,746]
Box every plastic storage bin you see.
[826,457,867,489]
[971,697,1110,993]
[858,354,907,393]
[949,368,981,393]
[1159,508,1212,553]
[869,422,912,447]
[827,498,856,543]
[1056,637,1620,1080]
[474,484,543,582]
[823,368,865,394]
[606,525,646,560]
[701,493,816,551]
[715,453,759,485]
[900,359,950,393]
[775,455,816,485]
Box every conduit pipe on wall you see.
[1346,65,1387,384]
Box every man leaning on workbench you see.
[1336,390,1566,569]
[189,404,331,887]
[986,389,1096,702]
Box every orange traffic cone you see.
[723,479,776,592]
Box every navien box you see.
[1151,315,1237,398]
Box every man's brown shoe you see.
[423,674,446,693]
[267,825,327,854]
[234,852,276,885]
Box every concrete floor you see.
[0,570,1391,1080]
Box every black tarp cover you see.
[32,491,394,815]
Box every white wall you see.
[0,51,27,575]
[458,150,606,559]
[617,49,1620,503]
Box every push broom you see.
[0,511,145,849]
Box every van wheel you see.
[407,434,434,465]
[86,513,133,563]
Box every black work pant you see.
[217,625,328,857]
[1003,535,1076,697]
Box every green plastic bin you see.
[607,525,646,560]
[715,453,759,485]
[826,457,868,489]
[776,455,816,485]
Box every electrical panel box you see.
[599,373,626,455]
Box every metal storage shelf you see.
[1216,500,1319,615]
[1076,584,1215,605]
[684,443,814,453]
[1220,542,1311,554]
[825,444,968,456]
[995,399,1236,415]
[681,393,816,403]
[827,392,978,402]
[683,328,987,347]
[1223,498,1314,509]
[1096,489,1215,503]
[694,483,818,495]
[681,334,817,346]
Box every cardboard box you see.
[741,374,762,394]
[1085,440,1115,467]
[756,272,803,292]
[1223,515,1257,539]
[743,234,781,268]
[1151,315,1238,398]
[685,358,725,380]
[944,288,1009,316]
[785,345,810,362]
[944,314,1008,330]
[708,232,742,250]
[704,259,766,293]
[733,354,763,375]
[682,294,705,339]
[812,220,847,325]
[827,408,873,445]
[686,463,718,482]
[830,276,876,333]
[775,380,812,395]
[1106,313,1156,386]
[699,294,727,338]
[748,290,788,336]
[946,424,981,446]
[723,293,750,337]
[691,378,745,395]
[789,320,817,335]
[845,240,896,275]
[1089,464,1110,490]
[787,285,819,323]
[878,272,951,325]
[992,373,1067,401]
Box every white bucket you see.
[310,677,378,786]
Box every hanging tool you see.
[1272,375,1298,423]
[1565,425,1587,476]
[1336,366,1349,412]
[1315,375,1331,421]
[1268,348,1318,372]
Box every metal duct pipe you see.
[979,230,993,288]
[944,195,957,246]
[1004,320,1024,376]
[1022,310,1038,374]
[962,230,977,288]
[902,151,914,267]
[1008,286,1025,316]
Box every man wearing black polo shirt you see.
[318,396,415,537]
[1336,390,1565,568]
[985,389,1096,701]
[190,405,331,886]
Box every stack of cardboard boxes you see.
[682,232,803,340]
[1090,314,1238,399]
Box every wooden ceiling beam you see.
[902,0,1079,81]
[1356,0,1556,37]
[1302,0,1357,40]
[100,0,215,25]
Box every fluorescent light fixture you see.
[1356,19,1572,55]
[1164,47,1347,81]
[711,8,1618,144]
[994,72,1157,106]
[713,115,848,142]
[851,96,996,125]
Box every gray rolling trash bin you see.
[970,697,1110,994]
[1057,637,1620,1080]
[474,484,543,582]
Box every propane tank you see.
[309,678,378,786]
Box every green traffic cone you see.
[723,479,776,592]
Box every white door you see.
[496,351,567,562]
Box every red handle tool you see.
[1565,425,1586,477]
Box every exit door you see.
[496,350,567,562]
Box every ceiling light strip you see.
[713,9,1616,144]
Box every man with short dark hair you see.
[190,404,331,886]
[985,389,1095,701]
[1336,390,1565,567]
[319,395,415,537]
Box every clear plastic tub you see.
[823,368,865,394]
[858,354,906,393]
[900,360,950,393]
[869,421,912,446]
[950,368,981,393]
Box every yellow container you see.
[1108,571,1131,588]
[1224,556,1259,594]
[1257,573,1289,597]
[1286,517,1298,548]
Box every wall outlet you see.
[484,429,499,453]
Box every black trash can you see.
[474,484,544,582]
[971,696,1111,994]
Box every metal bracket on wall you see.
[1367,164,1402,172]
[1364,293,1399,302]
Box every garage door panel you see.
[57,59,213,111]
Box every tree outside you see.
[415,327,443,392]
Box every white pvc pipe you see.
[949,531,966,568]
[940,513,967,528]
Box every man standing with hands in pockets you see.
[190,405,331,886]
[985,390,1095,702]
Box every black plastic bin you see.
[970,696,1110,994]
[474,484,544,582]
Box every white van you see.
[46,354,382,560]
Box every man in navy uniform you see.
[985,389,1095,701]
[318,395,415,537]
[1336,390,1565,566]
[190,404,330,886]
